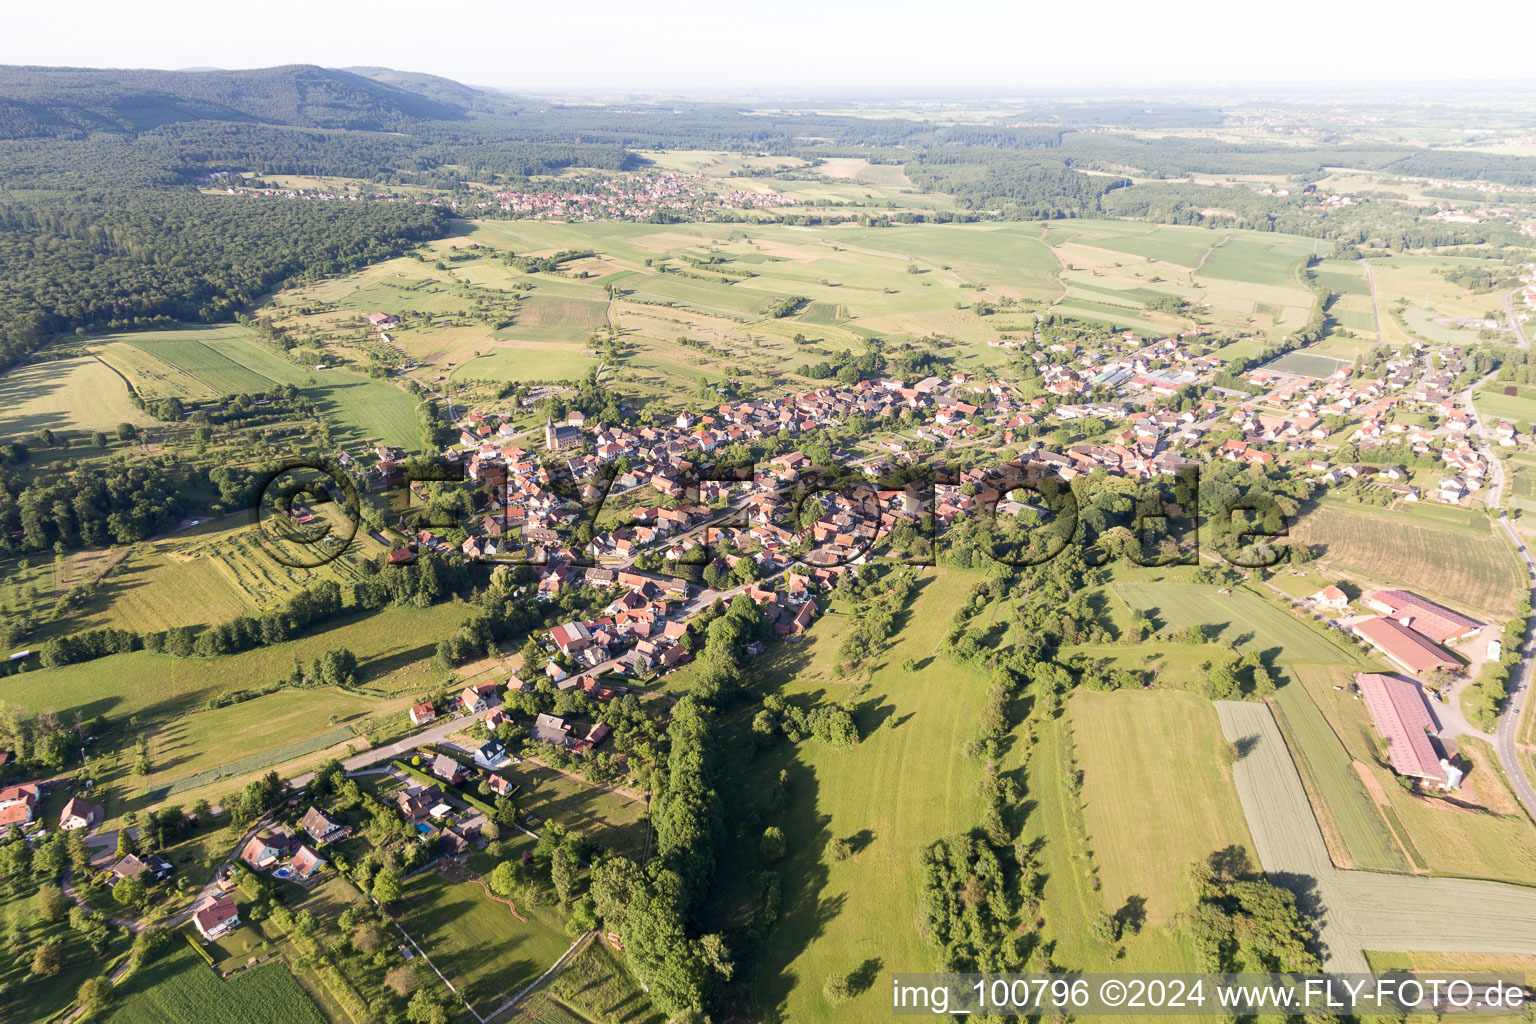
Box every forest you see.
[0,191,447,368]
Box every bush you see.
[760,826,785,864]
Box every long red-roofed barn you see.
[1362,589,1482,645]
[1355,672,1456,788]
[1351,616,1460,675]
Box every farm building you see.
[1355,673,1460,789]
[1310,585,1349,611]
[1352,616,1460,675]
[1362,589,1482,645]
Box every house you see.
[192,893,241,941]
[430,754,466,786]
[300,806,347,845]
[409,702,437,727]
[550,622,592,656]
[112,853,173,885]
[289,844,326,880]
[487,774,515,798]
[1352,617,1460,675]
[0,783,40,828]
[530,713,573,748]
[240,833,287,870]
[1355,673,1456,788]
[58,796,103,833]
[1310,585,1349,611]
[110,855,147,884]
[460,682,499,713]
[365,312,399,329]
[397,784,446,822]
[474,738,512,770]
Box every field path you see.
[1364,259,1382,343]
[1216,700,1536,972]
[1503,287,1531,349]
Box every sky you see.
[4,0,1534,92]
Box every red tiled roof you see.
[1363,590,1481,645]
[193,893,239,936]
[1356,673,1445,782]
[1353,616,1460,675]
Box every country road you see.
[1493,512,1536,820]
[1216,701,1536,972]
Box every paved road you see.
[1493,513,1536,820]
[1216,701,1536,972]
[289,712,479,790]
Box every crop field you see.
[395,868,571,1013]
[307,376,424,449]
[1196,234,1314,287]
[104,945,327,1024]
[1372,256,1503,324]
[452,342,596,384]
[1055,220,1221,269]
[818,157,912,187]
[1215,701,1536,974]
[74,323,425,449]
[713,568,995,1023]
[1290,502,1523,619]
[85,325,305,398]
[0,356,156,440]
[1112,581,1359,668]
[1270,670,1407,872]
[1071,688,1254,926]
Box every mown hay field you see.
[1291,502,1523,619]
[1112,581,1358,667]
[0,356,155,439]
[1072,688,1254,926]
